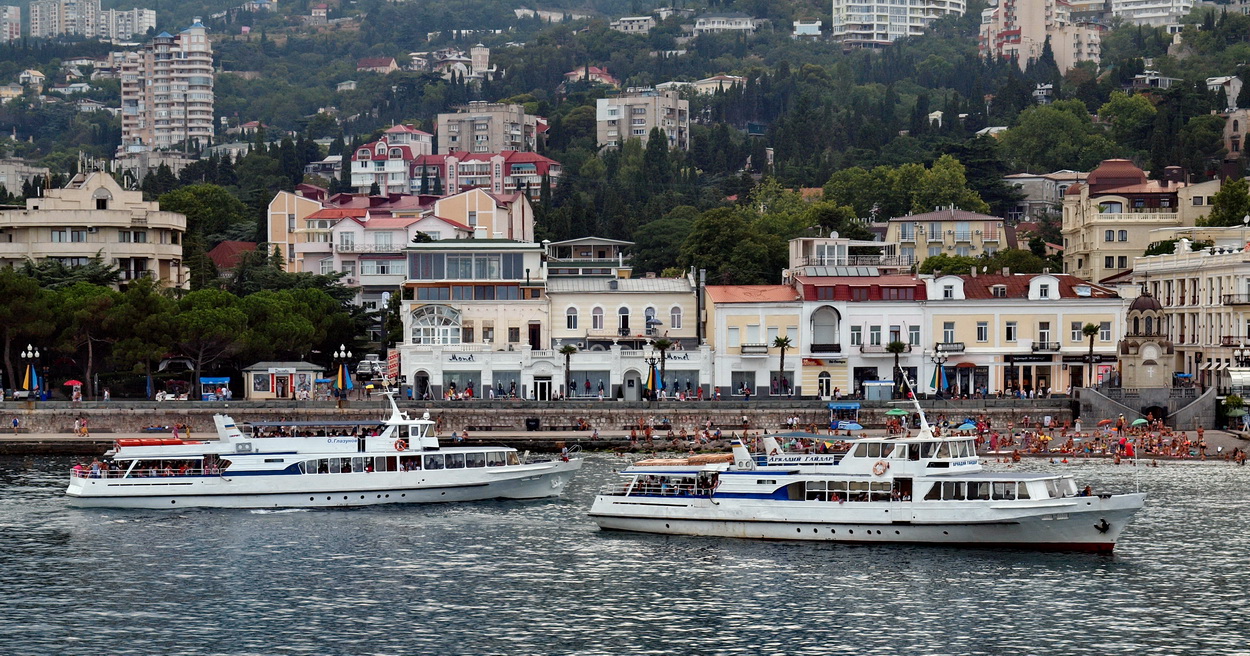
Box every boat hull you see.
[589,492,1145,552]
[67,460,582,510]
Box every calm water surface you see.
[1,454,1248,655]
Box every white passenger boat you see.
[589,393,1145,552]
[66,394,583,509]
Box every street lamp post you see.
[1234,345,1250,368]
[21,344,40,403]
[334,343,352,408]
[930,351,949,399]
[642,343,659,403]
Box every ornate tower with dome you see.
[1117,290,1174,388]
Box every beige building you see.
[119,19,215,151]
[0,171,188,287]
[595,88,690,150]
[1061,159,1218,284]
[267,185,329,270]
[0,159,50,195]
[436,102,538,154]
[610,16,655,34]
[29,0,99,38]
[884,209,1014,267]
[705,285,804,398]
[1133,239,1250,392]
[833,0,965,48]
[980,0,1102,72]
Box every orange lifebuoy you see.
[394,439,407,452]
[872,460,889,476]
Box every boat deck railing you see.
[598,481,714,498]
[72,468,222,479]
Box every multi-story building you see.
[0,171,187,288]
[610,16,655,34]
[0,5,20,43]
[29,0,99,38]
[98,8,157,40]
[118,20,214,151]
[1222,109,1249,159]
[1005,170,1088,220]
[980,0,1103,71]
[436,102,537,154]
[692,74,745,94]
[693,13,757,34]
[883,208,1014,267]
[706,284,804,398]
[1133,238,1250,392]
[410,151,561,198]
[924,273,1125,394]
[1110,0,1192,26]
[1061,159,1219,284]
[349,124,434,194]
[833,0,966,48]
[595,88,689,150]
[0,159,50,195]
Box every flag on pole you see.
[22,364,38,391]
[644,364,655,392]
[930,365,947,391]
[335,364,354,390]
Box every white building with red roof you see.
[411,150,561,198]
[350,124,434,194]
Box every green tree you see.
[53,282,121,400]
[910,155,990,214]
[559,344,577,397]
[1203,177,1250,226]
[174,289,249,398]
[107,277,176,398]
[633,206,696,274]
[158,184,253,242]
[20,252,121,288]
[773,335,793,395]
[1098,91,1157,152]
[1083,323,1099,387]
[238,290,318,364]
[0,268,54,390]
[1000,101,1122,172]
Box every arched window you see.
[591,306,604,331]
[618,306,631,334]
[410,305,461,345]
[1133,317,1140,335]
[390,148,403,159]
[375,142,386,155]
[670,306,683,330]
[811,306,841,348]
[818,371,832,397]
[1145,315,1153,335]
[566,307,578,330]
[644,307,657,334]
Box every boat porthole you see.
[796,528,802,533]
[849,530,854,534]
[830,529,835,534]
[812,528,817,533]
[441,492,446,495]
[170,500,175,504]
[895,530,900,535]
[401,494,406,497]
[326,496,331,500]
[943,531,949,535]
[343,496,348,500]
[385,494,390,498]
[360,495,365,499]
[377,494,382,498]
[877,530,882,535]
[665,523,670,528]
[310,497,315,501]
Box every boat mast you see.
[896,373,935,439]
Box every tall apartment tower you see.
[832,0,966,48]
[0,6,20,43]
[119,19,214,151]
[99,8,157,40]
[436,102,538,154]
[28,0,100,38]
[595,88,690,150]
[980,0,1102,71]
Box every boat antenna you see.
[896,372,934,438]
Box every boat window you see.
[507,452,520,466]
[400,456,421,471]
[446,453,466,469]
[466,452,486,468]
[375,456,395,472]
[935,442,952,458]
[879,443,894,458]
[942,481,965,500]
[1044,479,1060,498]
[1017,482,1031,499]
[923,483,941,500]
[892,444,908,459]
[992,482,1016,500]
[424,454,445,470]
[853,443,868,457]
[866,443,879,458]
[487,452,506,467]
[316,459,330,473]
[967,482,990,500]
[352,457,366,473]
[921,443,938,458]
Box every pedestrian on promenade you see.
[102,388,111,402]
[11,417,19,434]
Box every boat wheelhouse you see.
[66,393,582,509]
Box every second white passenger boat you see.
[66,393,583,509]
[589,395,1145,552]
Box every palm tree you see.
[559,344,577,397]
[886,340,909,398]
[652,338,673,394]
[1083,323,1099,387]
[772,335,793,394]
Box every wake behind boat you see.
[66,393,583,509]
[589,385,1145,552]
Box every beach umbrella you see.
[1227,408,1247,417]
[840,422,864,431]
[885,408,909,416]
[1130,418,1148,426]
[63,379,84,386]
[956,422,977,431]
[1097,418,1114,426]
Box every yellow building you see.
[883,208,1013,267]
[705,285,805,398]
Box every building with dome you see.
[1061,159,1221,284]
[1118,290,1174,388]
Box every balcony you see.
[935,341,965,353]
[798,255,915,267]
[1220,336,1246,347]
[1223,294,1250,305]
[336,243,402,253]
[859,344,911,354]
[739,343,769,356]
[810,343,842,353]
[1032,341,1061,352]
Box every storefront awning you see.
[1198,362,1211,370]
[200,377,230,385]
[827,402,860,410]
[1229,367,1250,392]
[1216,361,1229,370]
